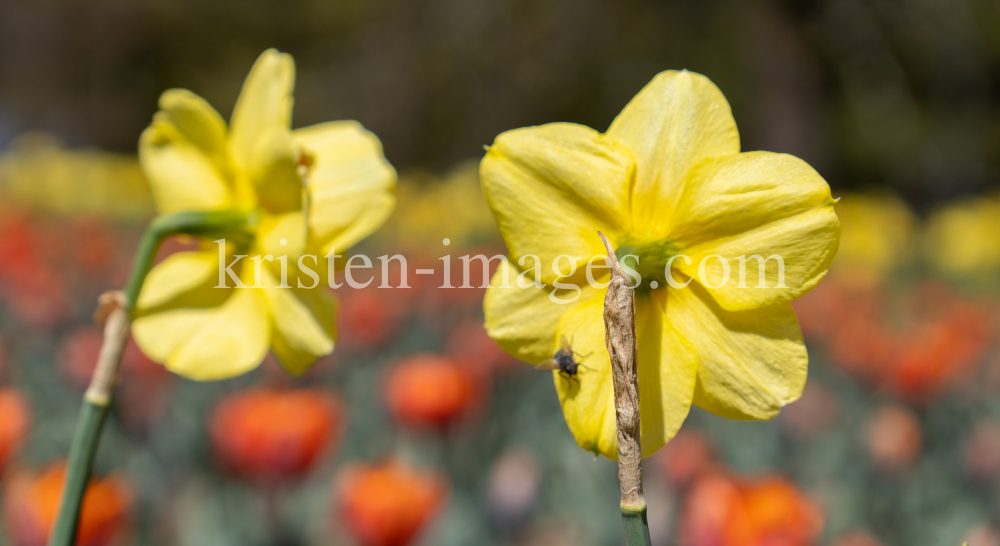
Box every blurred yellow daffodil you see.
[830,192,916,288]
[481,71,840,459]
[377,160,501,251]
[132,49,396,380]
[924,195,1000,280]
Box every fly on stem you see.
[598,231,652,546]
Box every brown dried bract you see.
[598,231,645,511]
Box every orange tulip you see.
[682,473,823,546]
[0,390,30,472]
[336,461,447,546]
[209,389,341,482]
[3,462,130,546]
[384,355,479,429]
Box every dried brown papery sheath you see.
[598,231,645,511]
[85,291,130,406]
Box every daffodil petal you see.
[553,291,698,460]
[634,290,699,458]
[157,89,229,171]
[132,250,232,364]
[132,307,217,365]
[552,293,617,458]
[607,70,739,239]
[166,288,271,381]
[134,250,227,311]
[139,91,234,213]
[294,121,397,256]
[481,123,634,282]
[483,260,598,364]
[666,281,807,421]
[261,269,338,375]
[671,152,840,311]
[229,49,295,172]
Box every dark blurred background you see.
[2,0,999,207]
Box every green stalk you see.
[48,209,254,546]
[622,505,652,546]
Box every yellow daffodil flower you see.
[131,49,396,380]
[481,71,840,459]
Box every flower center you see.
[614,234,680,290]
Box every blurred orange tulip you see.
[0,390,30,472]
[682,473,823,546]
[3,462,130,546]
[384,355,479,429]
[338,288,402,352]
[866,404,922,470]
[886,296,993,402]
[654,429,714,488]
[446,320,519,374]
[336,461,447,546]
[0,214,69,329]
[797,277,995,403]
[209,389,341,482]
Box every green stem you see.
[48,209,254,546]
[621,505,652,546]
[123,209,257,310]
[47,402,110,546]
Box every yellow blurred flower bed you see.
[0,133,153,220]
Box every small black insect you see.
[534,335,592,384]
